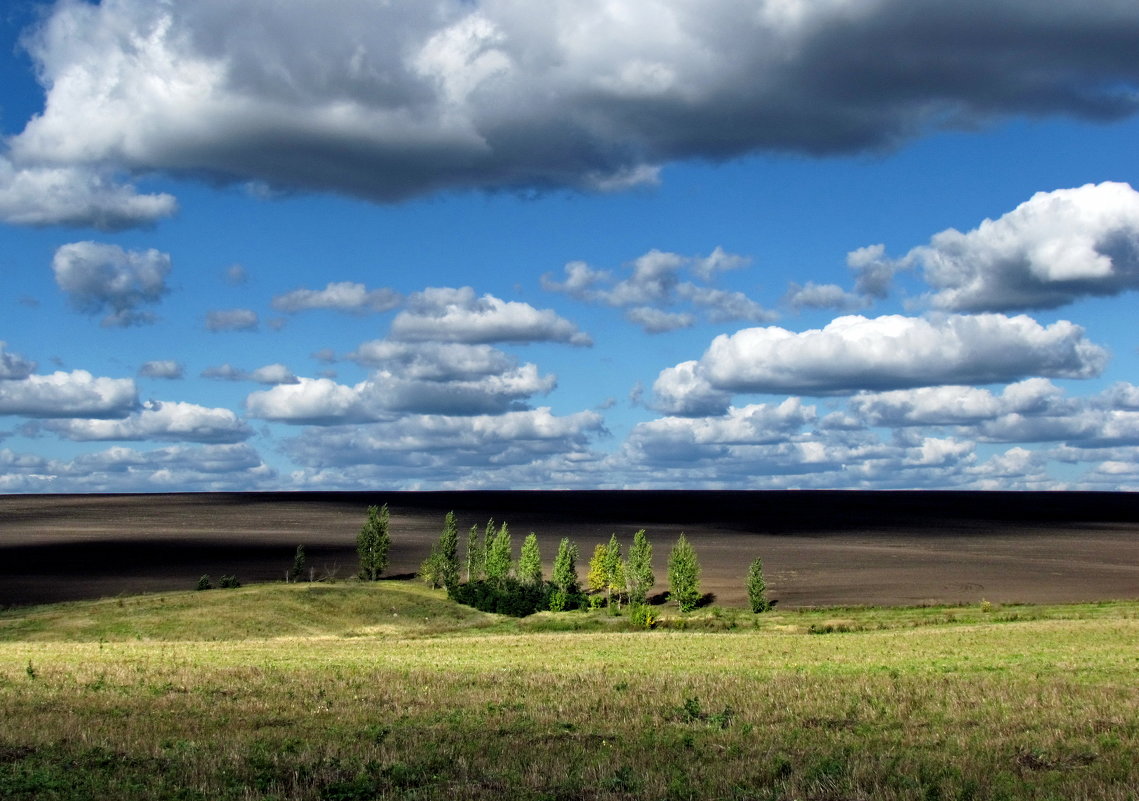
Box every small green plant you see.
[219,575,241,589]
[196,575,213,591]
[629,604,658,629]
[25,661,36,680]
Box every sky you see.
[1,0,1138,493]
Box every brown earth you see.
[1,491,1137,609]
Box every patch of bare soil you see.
[0,491,1136,608]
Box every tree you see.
[518,532,543,586]
[466,524,483,582]
[747,556,770,613]
[667,533,701,612]
[484,521,513,585]
[420,511,460,590]
[603,533,625,609]
[587,543,609,595]
[289,544,306,583]
[626,529,654,606]
[357,504,390,581]
[551,537,580,594]
[549,537,580,612]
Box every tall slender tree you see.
[551,537,580,595]
[357,504,390,581]
[747,556,770,613]
[603,533,625,608]
[484,521,513,585]
[422,511,461,589]
[667,532,701,612]
[626,529,654,606]
[466,524,482,582]
[587,543,609,596]
[518,532,543,586]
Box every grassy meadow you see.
[1,581,1137,800]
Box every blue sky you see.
[1,0,1138,492]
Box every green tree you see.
[484,522,513,585]
[420,511,460,589]
[667,533,701,612]
[466,524,483,582]
[549,537,579,612]
[603,533,625,609]
[357,504,390,581]
[587,542,609,595]
[518,532,543,586]
[747,556,770,613]
[551,537,579,594]
[626,529,654,606]
[289,544,306,583]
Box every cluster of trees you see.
[352,505,770,617]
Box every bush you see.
[629,604,658,629]
[448,578,555,617]
[196,575,213,591]
[219,575,241,589]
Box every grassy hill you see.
[1,582,1137,800]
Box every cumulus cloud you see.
[543,248,772,333]
[201,363,298,384]
[0,158,176,229]
[10,0,1136,219]
[282,408,604,472]
[683,314,1107,398]
[40,400,252,444]
[348,341,515,381]
[901,182,1139,311]
[138,360,184,379]
[271,281,402,314]
[785,281,866,312]
[51,242,171,327]
[205,308,259,332]
[848,379,1066,427]
[0,343,37,380]
[391,287,591,345]
[247,357,556,421]
[0,371,137,418]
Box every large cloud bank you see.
[5,0,1139,226]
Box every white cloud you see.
[205,308,259,332]
[681,313,1106,397]
[785,281,866,312]
[8,1,1139,217]
[391,287,591,345]
[348,341,515,380]
[650,360,733,416]
[0,370,137,418]
[848,379,1065,427]
[40,400,252,444]
[52,242,171,327]
[282,408,604,473]
[201,363,298,384]
[271,281,402,314]
[902,182,1139,311]
[138,360,184,379]
[0,343,37,380]
[0,158,176,229]
[543,248,771,333]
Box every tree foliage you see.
[518,532,543,586]
[626,529,654,606]
[357,504,391,581]
[484,522,513,585]
[421,511,461,589]
[466,524,483,582]
[667,532,701,612]
[587,543,609,595]
[747,556,770,613]
[549,537,581,612]
[289,544,306,583]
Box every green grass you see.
[1,582,1137,800]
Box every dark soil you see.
[1,491,1136,608]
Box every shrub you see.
[629,604,658,629]
[448,578,553,617]
[219,575,241,589]
[196,575,213,591]
[289,545,306,583]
